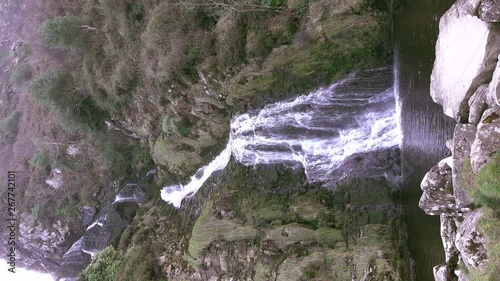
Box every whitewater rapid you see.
[161,68,402,207]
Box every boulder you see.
[452,124,477,208]
[440,214,459,264]
[486,56,500,108]
[455,266,469,281]
[468,84,488,124]
[433,264,457,281]
[455,209,487,271]
[470,108,500,172]
[479,0,500,22]
[430,0,500,119]
[419,157,456,215]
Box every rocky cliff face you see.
[421,0,500,280]
[154,148,410,281]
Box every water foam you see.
[161,68,402,207]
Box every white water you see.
[161,69,402,208]
[161,145,232,207]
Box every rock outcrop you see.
[422,0,500,280]
[151,149,410,281]
[58,183,145,280]
[430,0,500,121]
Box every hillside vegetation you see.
[0,0,396,277]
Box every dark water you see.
[394,0,456,280]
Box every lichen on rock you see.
[423,0,500,279]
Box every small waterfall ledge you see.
[161,68,403,208]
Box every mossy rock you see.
[188,200,258,259]
[152,137,202,177]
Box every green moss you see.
[10,63,32,86]
[314,227,343,247]
[476,208,500,281]
[81,246,123,281]
[188,200,258,259]
[475,153,500,202]
[115,244,165,281]
[152,137,202,177]
[226,9,391,107]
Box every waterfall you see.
[161,68,402,208]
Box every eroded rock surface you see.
[455,209,487,271]
[470,108,500,172]
[157,149,410,281]
[479,0,500,22]
[419,157,457,215]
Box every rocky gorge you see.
[2,0,500,280]
[419,0,500,280]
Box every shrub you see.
[115,244,165,281]
[17,43,31,59]
[81,246,123,281]
[29,151,51,172]
[10,63,32,86]
[0,111,22,144]
[56,197,81,224]
[29,68,107,131]
[38,15,87,50]
[29,68,76,108]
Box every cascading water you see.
[161,67,402,208]
[58,183,146,280]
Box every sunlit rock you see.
[486,56,500,108]
[419,157,456,215]
[45,168,63,189]
[66,144,80,156]
[455,209,487,271]
[470,108,500,172]
[433,264,457,281]
[430,0,500,120]
[468,84,488,124]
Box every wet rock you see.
[479,0,500,22]
[452,124,477,208]
[59,184,144,280]
[419,157,457,215]
[470,108,500,172]
[81,206,96,227]
[430,0,500,119]
[468,84,488,124]
[455,209,487,271]
[327,147,401,185]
